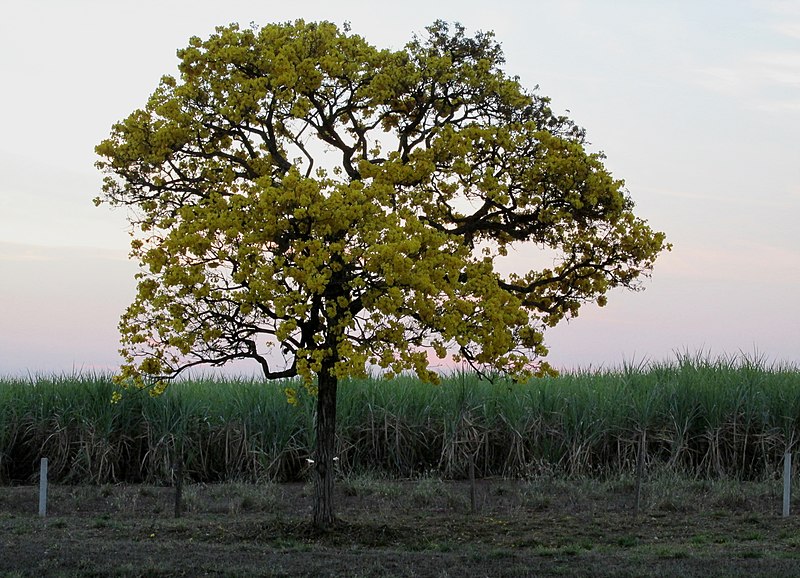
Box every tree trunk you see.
[312,359,338,530]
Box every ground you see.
[2,475,800,577]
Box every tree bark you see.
[312,358,338,530]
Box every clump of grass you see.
[409,477,449,507]
[653,546,690,559]
[519,484,551,511]
[710,482,752,510]
[339,473,403,498]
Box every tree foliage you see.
[96,20,669,527]
[96,20,667,386]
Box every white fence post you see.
[783,452,792,518]
[38,458,48,517]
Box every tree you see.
[95,20,669,530]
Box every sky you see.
[1,0,798,376]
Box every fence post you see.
[38,458,48,517]
[469,455,476,514]
[783,452,792,518]
[634,430,646,518]
[174,454,184,519]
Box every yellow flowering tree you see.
[95,20,669,529]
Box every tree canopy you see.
[96,19,669,528]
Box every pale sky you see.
[1,0,798,375]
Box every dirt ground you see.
[2,475,800,577]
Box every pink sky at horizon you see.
[1,0,798,377]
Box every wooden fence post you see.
[783,452,792,518]
[469,455,476,514]
[634,430,646,519]
[174,454,184,519]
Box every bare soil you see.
[2,476,800,577]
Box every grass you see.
[4,473,800,576]
[0,353,799,485]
